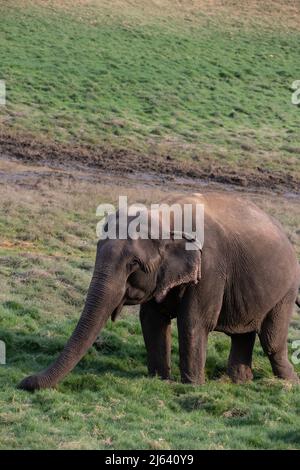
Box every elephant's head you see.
[18,209,201,391]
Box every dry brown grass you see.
[13,0,300,30]
[1,157,299,256]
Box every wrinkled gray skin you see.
[19,193,300,391]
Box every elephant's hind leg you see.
[140,301,171,380]
[227,332,256,383]
[259,291,299,383]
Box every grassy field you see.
[0,159,299,450]
[0,1,300,177]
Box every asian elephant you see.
[19,192,300,391]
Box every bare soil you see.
[1,132,299,195]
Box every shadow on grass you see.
[1,325,276,393]
[267,429,300,446]
[1,326,236,389]
[0,328,66,357]
[0,325,149,385]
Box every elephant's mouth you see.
[111,289,154,321]
[111,301,125,321]
[125,286,151,304]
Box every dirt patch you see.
[1,131,299,194]
[0,240,36,250]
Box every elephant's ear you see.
[154,236,201,303]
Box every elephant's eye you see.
[127,259,140,271]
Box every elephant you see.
[18,192,300,391]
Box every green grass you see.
[0,171,299,450]
[1,308,300,450]
[0,1,300,175]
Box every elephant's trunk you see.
[18,265,125,391]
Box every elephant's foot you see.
[227,364,253,384]
[270,360,300,384]
[279,371,300,384]
[148,367,171,381]
[180,370,205,385]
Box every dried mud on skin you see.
[0,131,299,194]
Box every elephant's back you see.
[191,192,289,243]
[197,192,299,320]
[163,191,296,263]
[200,192,297,268]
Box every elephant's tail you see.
[296,281,300,308]
[296,267,300,308]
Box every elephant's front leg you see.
[140,301,171,380]
[176,282,220,385]
[177,311,208,385]
[227,332,256,383]
[177,278,225,384]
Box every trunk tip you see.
[18,374,45,392]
